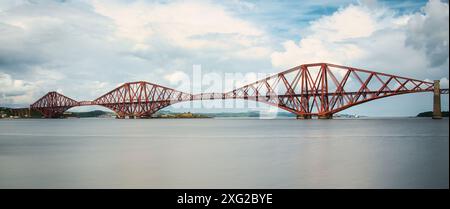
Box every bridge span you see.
[29,63,448,119]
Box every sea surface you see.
[0,117,448,188]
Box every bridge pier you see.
[318,114,333,119]
[296,114,312,119]
[432,80,442,119]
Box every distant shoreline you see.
[416,111,449,117]
[1,107,448,119]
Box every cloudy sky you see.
[0,0,448,116]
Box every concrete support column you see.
[432,80,442,119]
[318,114,333,119]
[297,114,312,119]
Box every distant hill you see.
[1,107,366,119]
[0,107,114,118]
[417,111,449,117]
[0,107,43,118]
[198,111,295,118]
[66,110,115,118]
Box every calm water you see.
[0,118,448,188]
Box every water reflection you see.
[0,118,448,188]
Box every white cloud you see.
[164,71,189,84]
[0,72,34,105]
[440,77,449,88]
[32,67,66,81]
[308,5,378,42]
[92,0,268,55]
[234,46,272,60]
[271,38,365,68]
[227,0,256,12]
[405,0,449,67]
[0,0,273,105]
[0,0,26,12]
[270,0,449,81]
[270,4,382,69]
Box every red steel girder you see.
[30,91,79,118]
[93,81,192,118]
[30,63,447,118]
[218,63,437,117]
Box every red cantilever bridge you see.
[30,63,448,119]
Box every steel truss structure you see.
[30,63,449,118]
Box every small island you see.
[0,107,211,119]
[417,111,449,117]
[153,111,210,119]
[3,106,438,119]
